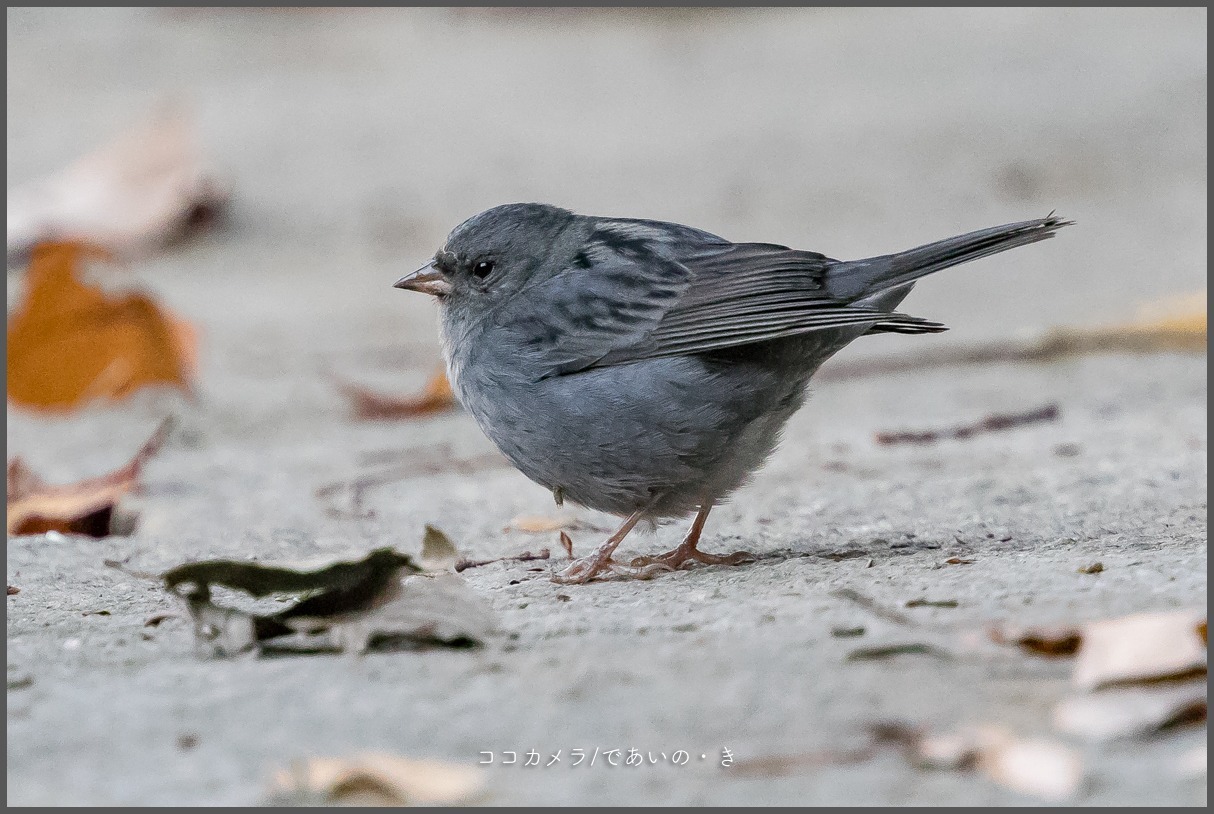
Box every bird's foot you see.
[630,544,756,571]
[551,553,673,584]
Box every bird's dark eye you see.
[472,260,495,279]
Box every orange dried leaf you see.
[334,369,456,420]
[506,514,580,534]
[1035,290,1207,356]
[6,419,170,537]
[7,243,197,411]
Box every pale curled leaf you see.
[1072,610,1206,690]
[419,525,459,572]
[915,730,983,770]
[914,726,1082,801]
[1053,684,1207,742]
[267,754,484,806]
[977,733,1083,802]
[7,106,227,257]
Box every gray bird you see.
[395,204,1070,583]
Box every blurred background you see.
[7,7,1207,423]
[6,9,1207,807]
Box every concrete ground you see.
[6,8,1207,806]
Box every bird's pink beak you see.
[394,261,452,297]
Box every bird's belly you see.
[453,353,813,519]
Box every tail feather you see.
[829,214,1073,298]
[867,318,949,335]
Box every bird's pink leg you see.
[629,504,756,570]
[552,508,670,584]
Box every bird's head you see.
[395,203,579,314]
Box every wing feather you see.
[496,224,941,378]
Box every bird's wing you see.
[497,228,943,379]
[601,241,944,365]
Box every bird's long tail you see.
[830,213,1073,299]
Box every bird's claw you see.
[630,547,756,570]
[551,555,674,584]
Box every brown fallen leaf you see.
[1053,684,1207,741]
[944,557,975,565]
[7,243,197,411]
[7,586,19,596]
[559,531,574,558]
[1077,562,1104,574]
[6,419,171,537]
[7,106,227,257]
[266,754,484,806]
[989,623,1084,657]
[143,613,177,628]
[875,403,1059,446]
[1072,610,1207,690]
[332,369,456,420]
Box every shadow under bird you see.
[396,203,1071,583]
